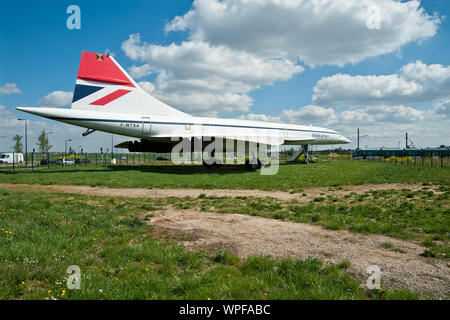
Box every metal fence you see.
[0,151,172,172]
[0,149,448,172]
[351,148,450,168]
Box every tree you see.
[37,130,53,154]
[287,147,295,157]
[13,134,23,153]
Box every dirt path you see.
[149,209,449,298]
[0,183,432,200]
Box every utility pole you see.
[357,128,359,149]
[111,134,114,159]
[17,119,28,166]
[357,128,368,149]
[406,132,408,149]
[65,139,72,161]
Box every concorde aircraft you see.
[16,51,350,168]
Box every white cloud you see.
[38,91,73,107]
[120,1,440,116]
[129,64,155,79]
[138,81,156,94]
[165,0,440,66]
[0,105,20,129]
[240,105,426,128]
[241,106,337,126]
[122,34,302,115]
[0,83,22,95]
[340,105,424,124]
[435,100,450,118]
[155,91,254,117]
[313,61,450,106]
[240,104,425,127]
[280,105,336,125]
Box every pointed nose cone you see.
[16,106,60,118]
[16,107,44,116]
[341,136,351,144]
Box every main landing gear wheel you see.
[244,159,262,170]
[202,158,222,168]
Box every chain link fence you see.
[0,148,448,172]
[0,151,172,172]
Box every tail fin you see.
[71,51,189,116]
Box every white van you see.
[0,153,24,164]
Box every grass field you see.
[0,188,427,300]
[1,160,448,300]
[1,161,449,190]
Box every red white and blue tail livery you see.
[72,51,187,116]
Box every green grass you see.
[0,188,428,300]
[1,161,449,190]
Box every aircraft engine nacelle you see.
[127,140,174,153]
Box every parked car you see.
[117,156,128,164]
[0,153,24,164]
[40,158,56,165]
[156,156,169,161]
[55,158,74,165]
[74,158,91,164]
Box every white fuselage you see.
[17,107,350,146]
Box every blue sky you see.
[1,0,449,152]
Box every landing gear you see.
[202,158,222,168]
[288,144,310,163]
[244,159,262,170]
[245,151,263,170]
[304,144,310,164]
[201,150,264,170]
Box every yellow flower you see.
[115,277,119,280]
[48,290,52,293]
[207,298,211,300]
[21,281,25,285]
[62,289,66,296]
